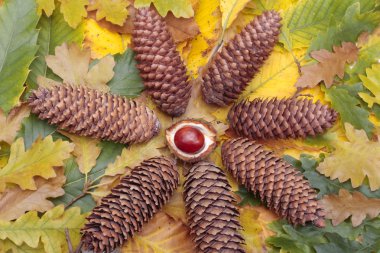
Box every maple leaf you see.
[134,0,194,18]
[122,212,195,252]
[36,0,55,16]
[0,105,30,144]
[60,132,101,175]
[320,189,380,227]
[0,205,87,253]
[59,0,88,28]
[44,43,115,92]
[88,0,129,26]
[0,167,65,221]
[359,64,380,108]
[0,136,74,192]
[317,123,380,190]
[295,42,359,88]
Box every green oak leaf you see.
[235,186,261,207]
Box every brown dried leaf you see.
[0,105,30,144]
[320,189,380,227]
[0,168,65,221]
[295,42,359,88]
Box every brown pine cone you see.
[184,162,245,253]
[28,85,160,144]
[133,7,192,117]
[222,138,325,227]
[228,98,338,140]
[81,156,179,253]
[201,11,282,106]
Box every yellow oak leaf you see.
[60,132,101,175]
[134,0,194,18]
[59,0,88,28]
[0,168,65,221]
[122,212,195,252]
[0,205,87,253]
[0,105,30,144]
[162,188,187,223]
[84,18,130,58]
[44,43,115,92]
[320,189,380,227]
[88,0,129,26]
[36,0,55,16]
[220,0,250,30]
[359,64,380,108]
[317,123,380,190]
[0,240,44,253]
[0,136,74,192]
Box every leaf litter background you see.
[1,0,380,252]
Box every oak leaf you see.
[0,105,30,144]
[317,123,380,190]
[0,205,87,253]
[88,0,129,26]
[0,168,65,221]
[36,0,55,16]
[134,0,194,18]
[359,64,380,108]
[0,136,74,192]
[44,43,115,91]
[59,0,88,28]
[295,42,359,88]
[320,189,380,227]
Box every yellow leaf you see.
[162,188,187,223]
[84,18,130,58]
[88,0,129,26]
[0,168,65,221]
[317,123,380,190]
[0,136,74,192]
[134,0,194,18]
[0,205,87,253]
[220,0,250,29]
[0,240,44,253]
[359,64,380,108]
[320,189,380,227]
[60,132,101,175]
[0,105,30,144]
[59,0,88,28]
[122,212,195,252]
[36,0,55,16]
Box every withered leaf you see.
[0,105,30,144]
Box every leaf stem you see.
[65,181,90,209]
[65,228,74,253]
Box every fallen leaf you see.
[317,123,380,190]
[59,0,88,28]
[320,189,380,227]
[88,0,129,26]
[220,0,250,30]
[36,0,55,16]
[44,43,115,91]
[0,136,74,192]
[295,42,359,88]
[0,205,87,253]
[162,188,187,223]
[0,168,65,221]
[122,212,195,252]
[60,132,101,175]
[359,64,380,108]
[0,105,30,144]
[134,0,194,18]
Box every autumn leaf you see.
[134,0,194,18]
[44,43,115,91]
[0,167,65,221]
[59,0,88,28]
[36,0,55,16]
[88,0,129,26]
[0,105,30,144]
[220,0,250,30]
[317,123,380,190]
[358,64,380,108]
[295,42,359,88]
[0,205,87,253]
[320,189,380,227]
[122,212,195,252]
[0,136,74,192]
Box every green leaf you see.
[53,141,124,212]
[0,0,39,113]
[308,3,380,52]
[108,49,145,98]
[134,0,194,18]
[27,8,85,90]
[314,233,363,253]
[325,85,374,137]
[18,114,56,149]
[235,186,261,206]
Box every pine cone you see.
[133,7,192,117]
[81,156,179,253]
[184,162,245,252]
[201,11,282,106]
[222,138,325,227]
[28,85,160,144]
[228,98,338,140]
